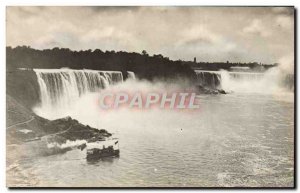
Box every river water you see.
[7,91,294,187]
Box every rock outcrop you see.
[196,85,227,95]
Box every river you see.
[7,90,294,187]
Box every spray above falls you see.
[195,69,294,94]
[33,69,135,118]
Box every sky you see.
[6,6,294,64]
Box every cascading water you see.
[33,68,126,119]
[195,70,221,89]
[127,71,136,79]
[195,69,294,94]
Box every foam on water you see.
[33,68,124,119]
[195,67,294,95]
[23,67,294,187]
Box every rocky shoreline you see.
[7,94,112,149]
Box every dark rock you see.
[218,89,227,94]
[7,94,111,146]
[196,85,227,95]
[45,116,112,144]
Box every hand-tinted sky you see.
[6,6,294,63]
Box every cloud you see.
[80,27,133,46]
[243,19,270,37]
[272,7,294,16]
[179,26,221,46]
[6,6,294,64]
[276,15,293,29]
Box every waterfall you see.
[33,68,130,119]
[195,70,222,89]
[195,69,294,93]
[127,71,136,79]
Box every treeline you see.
[185,60,277,71]
[6,46,196,81]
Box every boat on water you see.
[86,138,119,160]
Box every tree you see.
[142,50,148,56]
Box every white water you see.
[33,67,294,121]
[195,68,294,95]
[47,139,87,149]
[33,68,125,118]
[12,91,294,187]
[127,71,136,79]
[9,67,294,187]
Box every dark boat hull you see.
[86,148,120,160]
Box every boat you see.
[86,138,119,160]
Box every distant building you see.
[194,57,197,63]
